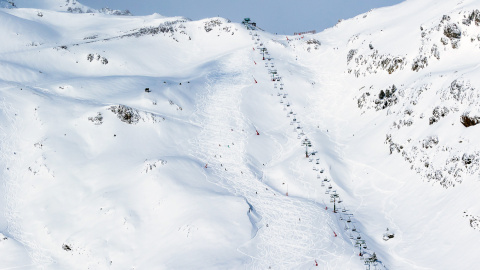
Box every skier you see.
[256,130,260,135]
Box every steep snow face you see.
[1,0,480,269]
[285,0,480,269]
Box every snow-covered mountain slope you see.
[1,0,131,15]
[1,0,480,269]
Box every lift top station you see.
[242,18,257,30]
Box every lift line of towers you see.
[246,19,386,270]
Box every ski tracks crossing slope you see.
[190,49,351,269]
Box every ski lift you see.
[286,103,290,107]
[316,160,319,164]
[320,169,324,173]
[330,198,334,203]
[293,118,296,122]
[321,182,325,187]
[328,185,332,189]
[297,126,301,129]
[349,234,354,239]
[277,93,281,96]
[309,158,313,162]
[290,121,294,125]
[347,217,352,223]
[265,63,268,67]
[352,226,357,232]
[280,100,283,103]
[342,208,347,213]
[325,190,330,194]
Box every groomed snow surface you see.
[1,0,480,269]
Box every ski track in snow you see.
[189,43,354,269]
[1,94,53,269]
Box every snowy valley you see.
[1,0,480,269]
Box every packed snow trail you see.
[251,32,388,269]
[190,48,357,269]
